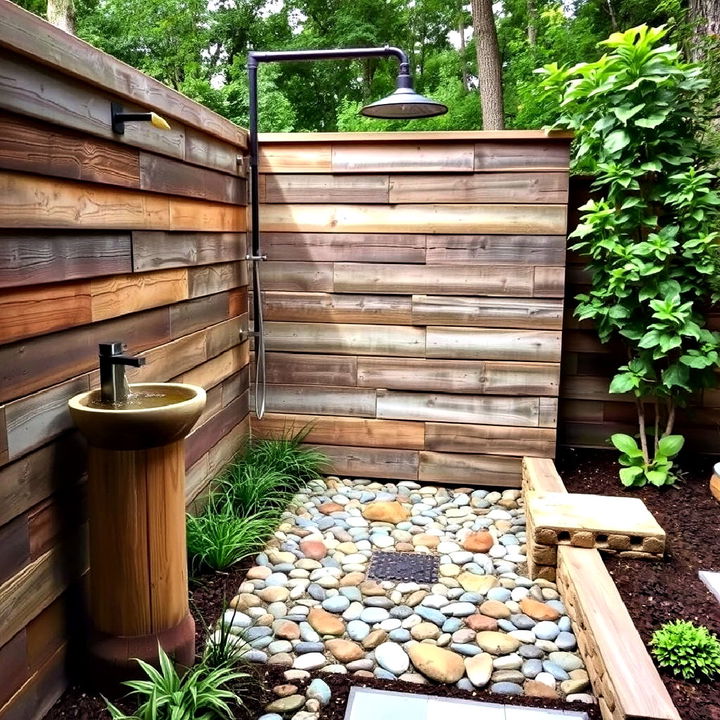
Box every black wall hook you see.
[111,102,170,134]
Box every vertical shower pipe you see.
[247,46,433,420]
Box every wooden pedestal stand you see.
[86,440,194,688]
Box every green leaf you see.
[613,103,645,123]
[611,433,643,456]
[620,466,644,486]
[658,435,685,457]
[605,129,630,154]
[635,113,667,128]
[609,373,638,394]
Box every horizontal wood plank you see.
[425,235,566,266]
[389,172,568,204]
[265,321,426,357]
[310,444,419,480]
[132,231,247,272]
[264,352,357,387]
[426,327,562,362]
[426,423,556,457]
[260,203,567,235]
[474,141,570,171]
[332,142,474,173]
[419,451,522,486]
[262,232,425,263]
[262,174,388,204]
[533,266,565,298]
[261,261,334,292]
[252,413,425,450]
[411,295,563,330]
[333,263,534,296]
[188,262,248,298]
[262,385,377,418]
[260,144,332,174]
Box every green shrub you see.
[221,463,292,517]
[105,645,248,720]
[186,493,277,574]
[540,25,720,486]
[245,426,327,484]
[650,620,720,682]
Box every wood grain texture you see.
[253,413,425,450]
[264,352,357,387]
[425,235,566,266]
[389,172,568,204]
[262,232,425,263]
[260,203,567,235]
[332,143,474,173]
[474,141,570,171]
[188,262,248,298]
[263,291,412,324]
[262,174,389,204]
[260,144,332,173]
[376,390,544,427]
[260,131,573,142]
[169,293,232,339]
[310,444,419,480]
[132,231,247,271]
[185,128,242,175]
[411,295,563,330]
[357,357,560,395]
[0,231,132,288]
[419,451,522,486]
[0,1,246,148]
[0,515,30,587]
[533,266,565,298]
[260,261,334,292]
[426,423,556,457]
[265,321,426,357]
[263,385,377,418]
[0,111,140,188]
[426,327,562,362]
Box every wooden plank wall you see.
[561,177,720,450]
[252,132,571,486]
[0,5,249,717]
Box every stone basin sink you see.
[68,382,206,450]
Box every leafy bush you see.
[612,432,685,487]
[540,25,720,486]
[650,620,720,682]
[105,645,248,720]
[186,494,277,574]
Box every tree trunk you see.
[458,8,469,90]
[471,0,504,130]
[527,0,538,45]
[689,0,720,61]
[47,0,76,34]
[605,0,618,31]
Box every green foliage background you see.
[12,0,717,131]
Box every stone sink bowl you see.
[68,382,206,451]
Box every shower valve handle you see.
[246,253,267,261]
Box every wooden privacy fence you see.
[0,4,250,718]
[252,131,572,485]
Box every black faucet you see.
[98,342,146,405]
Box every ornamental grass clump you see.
[650,620,720,682]
[540,25,720,487]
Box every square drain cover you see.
[368,552,439,584]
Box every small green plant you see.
[105,645,248,720]
[540,25,720,486]
[186,493,277,574]
[197,602,254,669]
[612,432,685,487]
[222,463,292,517]
[650,620,720,682]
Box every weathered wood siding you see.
[252,132,571,485]
[0,4,249,717]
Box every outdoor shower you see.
[246,45,447,419]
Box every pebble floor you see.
[218,477,595,718]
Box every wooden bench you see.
[557,546,680,720]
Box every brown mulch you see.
[557,446,720,720]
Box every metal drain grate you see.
[367,551,439,584]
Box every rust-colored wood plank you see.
[474,141,570,171]
[262,232,426,263]
[333,263,533,296]
[26,594,67,671]
[253,413,425,450]
[425,235,566,265]
[260,203,567,235]
[27,492,84,562]
[0,307,171,404]
[0,515,30,587]
[263,384,377,418]
[311,444,419,481]
[265,321,426,357]
[0,49,185,160]
[0,280,92,345]
[262,174,389,204]
[263,291,412,325]
[376,390,541,427]
[261,262,334,292]
[168,198,246,232]
[389,172,568,204]
[357,357,560,396]
[188,262,248,298]
[260,143,332,173]
[426,327,562,362]
[419,451,522,486]
[169,293,232,340]
[264,352,357,387]
[90,269,188,322]
[177,345,247,390]
[425,423,556,457]
[139,153,245,204]
[411,295,563,330]
[0,111,140,187]
[0,2,246,147]
[228,287,249,317]
[0,231,132,289]
[4,376,90,461]
[332,142,474,173]
[132,231,247,271]
[0,630,28,710]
